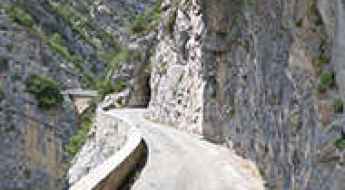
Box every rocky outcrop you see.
[113,32,158,108]
[148,0,345,189]
[147,0,205,136]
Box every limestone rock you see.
[148,0,345,189]
[68,108,129,185]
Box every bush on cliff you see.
[318,71,335,93]
[25,74,63,109]
[95,79,127,99]
[66,109,94,157]
[0,85,4,101]
[7,5,34,27]
[333,98,344,113]
[334,137,345,150]
[130,0,162,34]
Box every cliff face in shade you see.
[148,0,345,189]
[0,6,77,189]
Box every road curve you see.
[107,109,264,190]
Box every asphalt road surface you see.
[108,109,264,190]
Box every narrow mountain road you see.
[107,109,264,190]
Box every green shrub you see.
[48,33,74,61]
[296,19,303,27]
[95,79,126,99]
[289,112,301,128]
[130,0,162,34]
[48,33,86,74]
[103,48,142,81]
[228,109,236,118]
[25,74,63,109]
[309,2,323,26]
[333,98,344,113]
[314,54,329,73]
[100,48,129,69]
[95,48,142,99]
[49,2,118,49]
[49,3,88,40]
[318,71,335,93]
[39,32,89,86]
[318,55,329,66]
[334,137,345,150]
[0,57,9,72]
[0,85,4,101]
[130,15,147,34]
[66,110,94,157]
[114,80,127,92]
[7,6,34,27]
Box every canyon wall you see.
[0,0,155,189]
[0,4,77,188]
[148,0,345,189]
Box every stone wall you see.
[68,108,129,185]
[148,0,345,189]
[69,108,147,190]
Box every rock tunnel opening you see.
[136,73,151,108]
[127,68,151,108]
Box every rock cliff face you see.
[0,4,78,189]
[0,0,154,189]
[148,0,345,189]
[4,0,345,189]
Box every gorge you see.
[0,0,345,190]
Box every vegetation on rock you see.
[48,33,78,63]
[3,4,94,87]
[314,55,330,74]
[0,84,4,101]
[6,5,34,27]
[0,57,9,72]
[25,74,63,109]
[333,98,344,113]
[48,0,119,53]
[66,108,94,157]
[130,0,162,34]
[334,137,345,150]
[318,71,335,93]
[66,75,126,157]
[49,1,99,47]
[95,79,127,99]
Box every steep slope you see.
[0,0,155,189]
[148,0,345,189]
[0,4,78,189]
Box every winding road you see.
[107,109,264,190]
